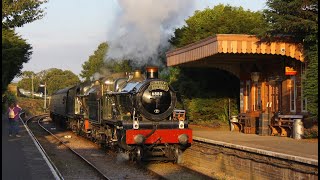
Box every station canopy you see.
[166,34,304,67]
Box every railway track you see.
[25,114,161,179]
[24,114,215,180]
[28,114,109,179]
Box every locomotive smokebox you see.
[146,66,159,79]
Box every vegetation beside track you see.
[2,91,44,116]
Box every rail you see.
[21,113,64,180]
[36,116,110,180]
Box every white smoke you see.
[106,0,197,67]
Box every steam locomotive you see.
[49,67,192,162]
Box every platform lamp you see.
[250,64,260,83]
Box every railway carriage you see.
[49,67,192,162]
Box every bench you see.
[269,115,303,137]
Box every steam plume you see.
[106,0,196,67]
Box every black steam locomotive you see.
[49,67,192,162]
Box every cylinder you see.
[293,119,304,139]
[146,66,158,79]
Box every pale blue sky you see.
[14,0,266,81]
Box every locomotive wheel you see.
[174,146,182,164]
[136,146,143,162]
[129,151,135,162]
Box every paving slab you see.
[2,114,56,180]
[190,125,318,161]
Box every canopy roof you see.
[166,34,304,66]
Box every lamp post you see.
[44,82,46,110]
[31,74,34,99]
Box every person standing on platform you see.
[8,102,22,137]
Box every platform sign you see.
[285,66,297,76]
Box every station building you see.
[166,34,307,133]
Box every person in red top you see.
[7,102,22,137]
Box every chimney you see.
[146,66,158,79]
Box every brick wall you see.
[181,142,318,180]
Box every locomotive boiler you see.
[49,66,192,162]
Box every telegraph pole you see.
[44,82,46,110]
[31,74,34,98]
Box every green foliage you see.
[2,29,32,94]
[2,90,17,113]
[2,0,47,29]
[17,68,80,95]
[80,42,109,81]
[80,42,133,80]
[3,90,17,105]
[17,76,40,93]
[159,67,181,84]
[170,4,268,47]
[18,70,35,78]
[42,69,80,94]
[2,0,47,94]
[105,59,132,73]
[169,67,239,124]
[303,45,318,119]
[171,68,239,98]
[17,71,38,93]
[262,0,318,120]
[261,0,318,46]
[185,98,238,124]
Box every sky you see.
[14,0,267,82]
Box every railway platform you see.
[190,125,318,165]
[2,113,57,180]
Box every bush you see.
[304,126,318,139]
[184,97,238,124]
[2,91,17,112]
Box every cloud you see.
[106,0,196,67]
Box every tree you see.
[169,4,268,47]
[42,69,80,95]
[261,0,318,46]
[167,4,266,123]
[2,29,32,94]
[80,42,109,81]
[104,59,132,73]
[303,45,318,120]
[262,0,318,120]
[2,0,47,29]
[80,42,133,81]
[17,71,39,93]
[19,70,36,78]
[17,69,80,95]
[2,0,47,94]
